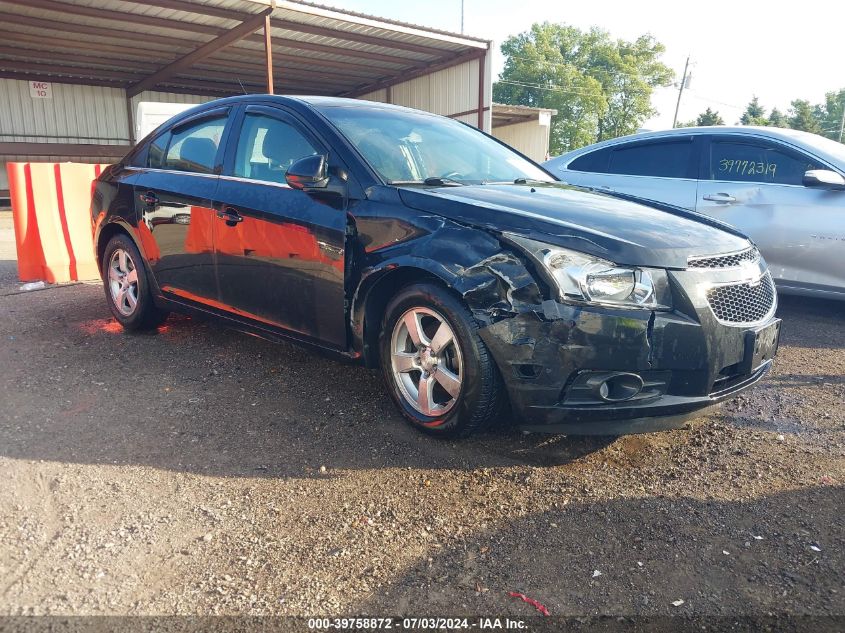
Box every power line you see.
[495,79,609,98]
[683,90,744,110]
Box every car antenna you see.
[236,78,247,95]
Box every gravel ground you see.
[0,209,843,620]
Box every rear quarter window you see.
[568,148,610,172]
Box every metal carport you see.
[0,0,492,199]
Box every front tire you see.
[379,282,505,438]
[101,234,168,331]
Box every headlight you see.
[505,234,672,310]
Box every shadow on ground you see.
[777,295,845,350]
[0,285,618,478]
[358,486,845,617]
[0,280,842,480]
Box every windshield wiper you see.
[388,177,464,187]
[423,176,464,186]
[513,177,552,185]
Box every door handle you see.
[703,192,737,203]
[140,191,159,207]
[216,207,243,226]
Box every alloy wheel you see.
[108,248,139,316]
[390,307,463,416]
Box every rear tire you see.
[101,234,168,331]
[379,282,505,438]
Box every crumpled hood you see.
[398,183,751,269]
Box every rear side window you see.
[709,139,823,185]
[568,148,610,172]
[163,116,226,174]
[607,141,693,178]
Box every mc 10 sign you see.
[29,81,52,98]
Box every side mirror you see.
[286,155,329,190]
[803,169,845,190]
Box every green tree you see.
[815,89,845,141]
[696,107,724,126]
[493,22,673,154]
[740,96,768,126]
[768,107,788,128]
[787,99,822,133]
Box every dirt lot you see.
[0,209,843,622]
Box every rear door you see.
[213,104,348,348]
[133,108,231,305]
[562,137,701,209]
[695,135,843,292]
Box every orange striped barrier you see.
[7,162,110,283]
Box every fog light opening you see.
[592,373,644,402]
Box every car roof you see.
[174,94,437,119]
[549,126,845,168]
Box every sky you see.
[338,0,844,131]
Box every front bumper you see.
[518,360,772,435]
[478,269,780,435]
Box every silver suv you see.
[544,127,845,300]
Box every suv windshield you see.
[780,129,845,166]
[319,105,553,185]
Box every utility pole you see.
[672,55,690,128]
[460,0,464,34]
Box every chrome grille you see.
[705,273,776,325]
[688,247,759,269]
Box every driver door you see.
[213,105,348,348]
[696,135,844,293]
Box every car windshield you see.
[319,105,553,185]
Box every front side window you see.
[163,116,226,174]
[319,106,552,185]
[709,139,823,185]
[233,114,319,185]
[607,141,693,178]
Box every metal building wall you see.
[357,88,388,102]
[1,49,493,195]
[0,78,132,193]
[0,79,129,144]
[493,119,553,163]
[355,54,492,132]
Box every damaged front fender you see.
[349,210,546,365]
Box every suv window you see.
[709,138,823,185]
[162,117,226,174]
[607,140,693,178]
[234,114,318,185]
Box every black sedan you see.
[91,96,780,437]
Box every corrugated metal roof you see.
[0,0,489,97]
[276,0,488,46]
